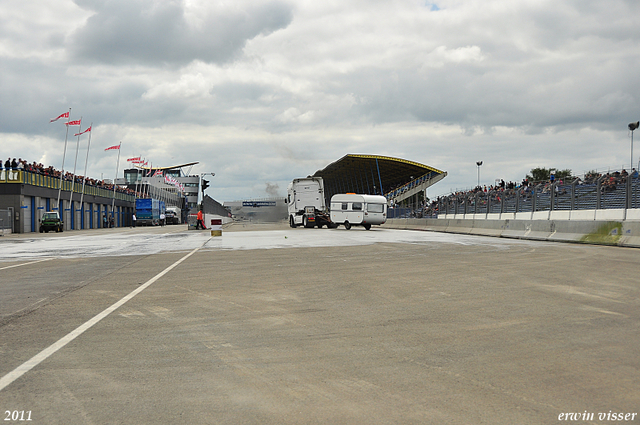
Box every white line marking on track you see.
[0,258,52,271]
[0,240,208,393]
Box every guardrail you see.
[0,169,135,202]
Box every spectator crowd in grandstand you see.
[2,157,140,196]
[417,168,639,218]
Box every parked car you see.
[39,211,63,233]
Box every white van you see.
[330,194,388,230]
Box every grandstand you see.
[312,154,447,206]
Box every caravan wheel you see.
[344,221,351,230]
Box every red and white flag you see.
[127,156,141,162]
[104,144,121,151]
[50,112,69,123]
[153,170,163,177]
[74,126,91,136]
[66,120,81,126]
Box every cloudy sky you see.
[2,0,640,201]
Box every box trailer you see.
[135,199,165,226]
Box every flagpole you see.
[111,142,122,224]
[146,162,151,199]
[134,157,142,199]
[79,123,93,214]
[68,117,82,226]
[56,108,71,212]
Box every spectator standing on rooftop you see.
[4,158,10,169]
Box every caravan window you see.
[352,202,362,211]
[342,203,348,210]
[367,203,384,213]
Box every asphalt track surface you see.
[0,223,639,424]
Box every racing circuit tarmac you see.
[0,222,639,424]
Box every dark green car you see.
[39,212,64,233]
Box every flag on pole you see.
[66,120,81,126]
[104,144,121,151]
[74,126,91,137]
[127,156,141,162]
[50,112,69,123]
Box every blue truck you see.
[135,199,165,226]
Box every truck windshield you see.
[366,204,384,213]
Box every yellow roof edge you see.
[348,154,445,175]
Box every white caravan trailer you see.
[330,194,388,230]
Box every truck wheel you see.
[39,227,44,233]
[289,216,297,228]
[364,224,371,230]
[344,221,351,230]
[303,216,313,228]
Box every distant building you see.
[120,162,200,212]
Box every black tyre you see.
[364,224,371,230]
[289,216,297,228]
[39,227,44,233]
[344,221,351,230]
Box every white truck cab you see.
[330,194,388,230]
[287,177,332,228]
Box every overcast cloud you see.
[1,0,639,201]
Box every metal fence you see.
[0,208,13,234]
[0,170,135,202]
[418,175,640,218]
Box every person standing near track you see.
[196,209,206,230]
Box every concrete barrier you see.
[620,221,640,247]
[386,213,640,248]
[445,219,474,235]
[468,219,503,237]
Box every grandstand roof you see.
[134,162,199,171]
[312,154,445,200]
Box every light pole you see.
[476,161,483,188]
[629,122,639,171]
